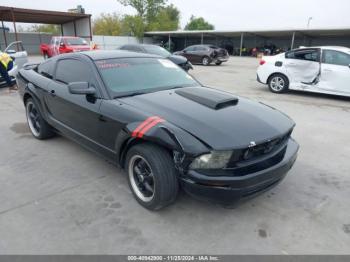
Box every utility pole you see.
[307,17,313,29]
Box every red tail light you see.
[259,59,266,66]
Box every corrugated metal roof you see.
[145,28,350,37]
[0,6,91,24]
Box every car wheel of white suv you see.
[268,74,289,93]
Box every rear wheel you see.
[268,74,289,93]
[25,98,55,139]
[126,144,178,211]
[202,56,211,66]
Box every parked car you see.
[257,46,350,97]
[0,41,28,87]
[17,51,298,210]
[174,45,229,66]
[40,36,96,59]
[119,44,193,71]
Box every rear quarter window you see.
[285,49,319,62]
[38,60,54,79]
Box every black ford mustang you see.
[17,51,299,210]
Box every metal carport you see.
[0,6,92,47]
[145,28,350,55]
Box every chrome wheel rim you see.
[270,76,285,92]
[128,155,155,202]
[202,57,209,65]
[26,101,40,137]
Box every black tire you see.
[202,56,211,66]
[126,143,179,211]
[215,61,222,65]
[25,98,55,140]
[268,74,289,93]
[43,53,49,60]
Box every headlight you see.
[189,151,233,169]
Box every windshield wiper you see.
[114,91,146,99]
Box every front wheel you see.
[126,144,179,211]
[215,61,222,65]
[268,74,289,93]
[25,98,55,139]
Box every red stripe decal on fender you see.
[132,116,162,138]
[137,118,165,138]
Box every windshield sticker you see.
[158,59,178,69]
[96,60,130,69]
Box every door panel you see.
[5,42,28,69]
[319,49,350,95]
[284,49,320,85]
[46,81,102,141]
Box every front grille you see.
[240,131,291,162]
[225,130,292,175]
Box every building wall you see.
[92,35,153,50]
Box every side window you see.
[55,59,91,84]
[286,49,319,62]
[119,45,128,50]
[184,46,195,52]
[38,60,54,79]
[5,42,25,52]
[195,46,208,51]
[322,50,350,66]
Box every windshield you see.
[65,38,88,46]
[143,46,171,57]
[96,58,199,97]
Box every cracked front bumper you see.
[180,138,299,206]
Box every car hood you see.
[168,54,188,65]
[119,87,295,150]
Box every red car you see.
[40,36,97,59]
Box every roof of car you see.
[297,46,350,52]
[121,44,160,48]
[79,50,161,60]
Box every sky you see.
[1,0,350,31]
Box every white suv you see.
[257,46,350,97]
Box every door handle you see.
[50,90,56,97]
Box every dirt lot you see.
[0,56,350,254]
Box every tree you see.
[117,0,179,39]
[117,0,166,21]
[184,15,215,31]
[148,4,180,31]
[93,13,122,36]
[121,15,145,39]
[27,24,60,34]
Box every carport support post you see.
[291,31,295,50]
[10,8,19,50]
[60,24,64,36]
[201,33,204,44]
[168,34,171,52]
[1,21,8,47]
[239,32,244,56]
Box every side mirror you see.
[183,50,187,53]
[6,50,16,54]
[68,82,96,95]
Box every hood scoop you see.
[175,87,239,110]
